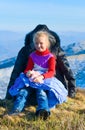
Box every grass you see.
[0,88,85,130]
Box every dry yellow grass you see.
[0,88,85,130]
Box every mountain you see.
[0,66,13,99]
[0,40,23,61]
[63,41,85,56]
[0,30,26,43]
[0,57,16,69]
[67,54,85,88]
[59,31,85,46]
[0,31,25,61]
[62,41,85,88]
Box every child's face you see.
[34,35,50,52]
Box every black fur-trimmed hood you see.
[24,24,60,50]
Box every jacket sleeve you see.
[57,47,76,91]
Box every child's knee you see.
[37,89,47,98]
[19,89,28,97]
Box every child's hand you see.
[30,70,40,79]
[26,70,41,79]
[33,75,44,83]
[26,70,32,77]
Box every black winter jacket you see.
[6,24,76,99]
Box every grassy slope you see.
[0,88,85,130]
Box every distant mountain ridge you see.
[63,41,85,56]
[59,31,85,45]
[0,57,16,69]
[0,30,25,61]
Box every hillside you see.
[0,67,13,99]
[0,88,85,130]
[63,41,85,56]
[67,54,85,88]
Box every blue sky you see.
[0,0,85,33]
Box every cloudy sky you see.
[0,0,85,32]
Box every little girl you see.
[9,31,68,120]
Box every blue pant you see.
[12,87,49,112]
[36,89,49,112]
[12,87,33,112]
